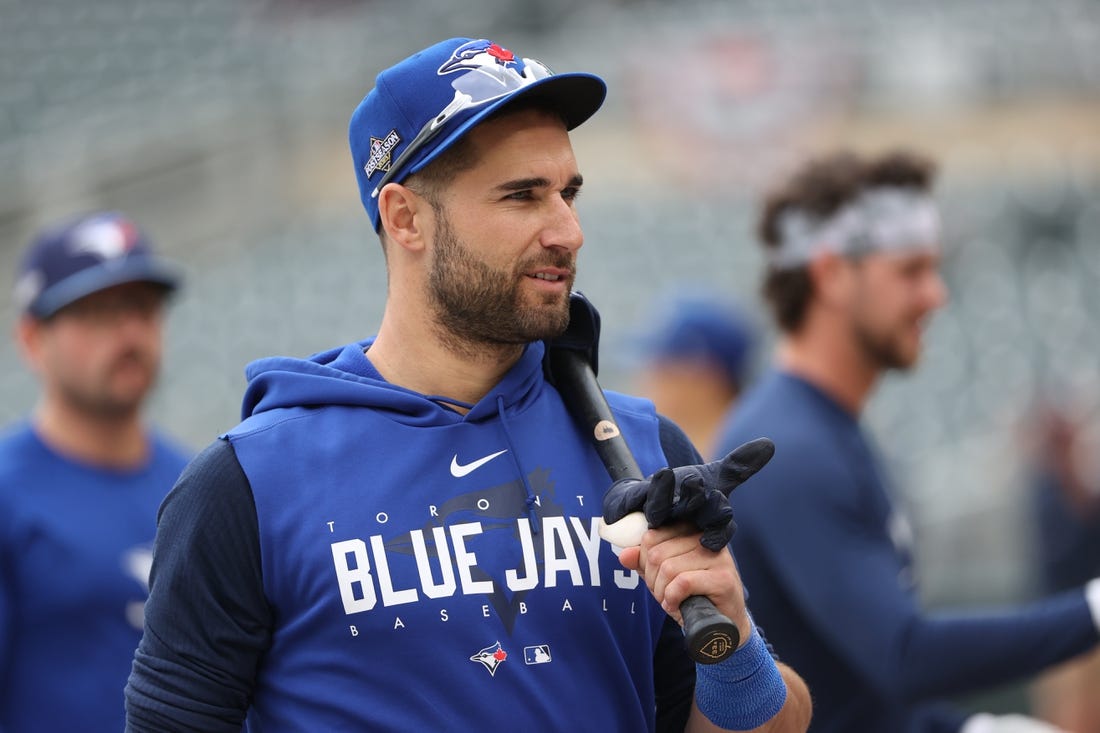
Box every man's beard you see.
[60,349,158,420]
[852,315,920,372]
[427,212,574,349]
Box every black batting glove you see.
[602,437,776,551]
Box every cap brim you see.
[407,72,607,180]
[519,72,607,131]
[29,260,181,319]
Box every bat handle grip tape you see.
[681,595,741,663]
[547,348,740,664]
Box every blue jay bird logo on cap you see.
[69,215,140,263]
[438,40,518,77]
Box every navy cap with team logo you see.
[13,211,182,319]
[349,37,607,232]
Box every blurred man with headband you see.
[716,149,1100,733]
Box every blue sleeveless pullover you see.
[224,339,673,730]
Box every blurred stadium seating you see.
[2,2,1099,712]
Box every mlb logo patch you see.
[523,645,551,665]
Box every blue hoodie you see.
[127,338,698,731]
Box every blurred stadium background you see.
[2,0,1099,713]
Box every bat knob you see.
[597,512,650,547]
[682,595,740,664]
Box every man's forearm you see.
[756,664,812,732]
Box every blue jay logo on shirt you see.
[121,544,154,630]
[887,510,917,590]
[469,641,508,677]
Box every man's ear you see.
[14,315,44,373]
[808,250,852,310]
[378,183,430,252]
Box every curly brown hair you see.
[759,149,937,333]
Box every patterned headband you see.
[768,187,941,269]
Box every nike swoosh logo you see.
[450,450,508,478]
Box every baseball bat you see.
[545,294,740,664]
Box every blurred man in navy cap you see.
[0,211,191,733]
[716,149,1095,733]
[633,289,759,460]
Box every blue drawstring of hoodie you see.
[496,395,541,534]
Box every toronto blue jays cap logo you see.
[438,39,519,76]
[349,37,607,232]
[68,213,141,262]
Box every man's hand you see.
[618,523,748,630]
[602,437,775,551]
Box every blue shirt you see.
[0,422,190,733]
[716,370,1099,733]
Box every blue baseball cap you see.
[14,211,182,319]
[642,293,758,388]
[350,37,607,231]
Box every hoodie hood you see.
[239,338,549,427]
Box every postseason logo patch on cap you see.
[364,130,401,179]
